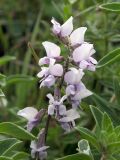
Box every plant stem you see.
[44,115,51,143]
[100,153,106,160]
[28,42,39,64]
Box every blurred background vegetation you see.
[0,0,120,159]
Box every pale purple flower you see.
[66,83,84,108]
[64,68,84,85]
[69,83,92,108]
[37,61,63,88]
[59,108,80,123]
[64,68,92,108]
[51,17,73,37]
[71,83,92,100]
[59,109,80,132]
[70,27,87,47]
[66,83,83,96]
[47,93,67,116]
[39,57,56,66]
[49,64,63,77]
[30,128,49,160]
[80,57,98,71]
[17,107,46,132]
[72,43,97,71]
[39,42,61,66]
[37,67,49,78]
[42,41,60,58]
[40,75,56,88]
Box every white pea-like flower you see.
[51,16,73,37]
[17,107,46,132]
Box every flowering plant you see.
[17,16,97,160]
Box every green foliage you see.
[0,122,36,140]
[0,56,16,66]
[6,75,36,85]
[76,106,120,159]
[97,48,120,68]
[77,139,93,159]
[76,127,99,151]
[12,152,30,160]
[113,77,120,105]
[100,2,120,13]
[56,153,92,160]
[0,138,21,156]
[0,157,13,160]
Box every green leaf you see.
[97,48,120,68]
[113,77,120,104]
[0,122,36,140]
[107,141,120,154]
[91,94,117,123]
[0,157,13,160]
[6,75,36,85]
[0,138,21,156]
[56,153,92,160]
[102,113,114,133]
[77,139,93,159]
[99,3,120,13]
[78,139,90,154]
[107,132,117,144]
[115,126,120,137]
[12,152,29,160]
[90,105,103,128]
[2,142,22,157]
[0,56,16,66]
[75,126,99,150]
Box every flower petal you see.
[46,93,54,103]
[87,64,96,71]
[59,105,66,115]
[42,41,60,58]
[59,109,80,122]
[61,16,73,37]
[17,107,38,121]
[60,95,67,103]
[27,109,46,132]
[70,68,84,83]
[75,88,93,100]
[37,146,49,152]
[66,85,75,96]
[79,60,89,69]
[48,105,55,115]
[37,67,49,78]
[64,70,76,84]
[64,68,84,84]
[51,17,61,35]
[73,43,94,62]
[70,27,87,46]
[40,75,56,87]
[49,64,63,77]
[39,57,56,66]
[89,57,98,64]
